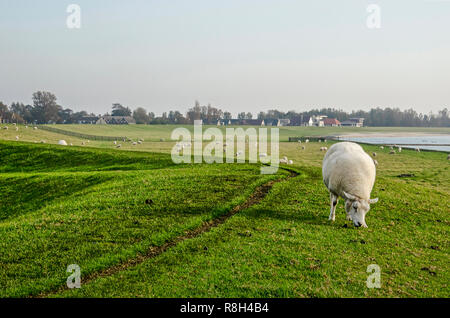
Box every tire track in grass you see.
[37,167,299,298]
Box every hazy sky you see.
[1,0,449,116]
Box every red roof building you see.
[323,118,341,126]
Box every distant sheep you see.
[58,140,68,146]
[398,147,402,153]
[373,159,378,166]
[372,152,377,157]
[389,150,396,155]
[322,142,378,228]
[288,160,293,165]
[380,146,384,150]
[15,127,19,131]
[301,146,306,150]
[116,144,122,148]
[15,136,19,141]
[33,127,38,130]
[3,126,8,130]
[305,139,310,143]
[132,142,137,145]
[415,148,421,152]
[320,147,328,152]
[447,154,450,160]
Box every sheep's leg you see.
[329,193,338,221]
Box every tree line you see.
[1,91,449,127]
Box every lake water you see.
[338,135,450,152]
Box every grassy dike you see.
[0,141,284,297]
[0,125,448,297]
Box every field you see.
[0,124,448,298]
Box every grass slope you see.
[0,142,282,297]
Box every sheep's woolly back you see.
[322,142,376,201]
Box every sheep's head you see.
[343,192,378,228]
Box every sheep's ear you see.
[369,198,379,204]
[343,191,357,201]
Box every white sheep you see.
[447,154,450,160]
[288,160,293,165]
[15,127,19,131]
[322,142,378,228]
[116,144,122,148]
[398,147,402,153]
[33,127,38,130]
[380,146,384,150]
[305,139,309,143]
[301,146,306,150]
[320,147,328,152]
[389,150,396,155]
[15,136,19,141]
[114,141,117,145]
[372,152,377,157]
[132,142,137,145]
[58,140,68,146]
[415,147,421,152]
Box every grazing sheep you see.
[389,150,396,155]
[15,127,19,131]
[298,140,302,144]
[320,147,328,152]
[373,159,378,166]
[160,138,165,142]
[398,147,402,153]
[302,146,306,150]
[40,140,46,144]
[116,144,122,148]
[132,142,137,145]
[447,154,450,160]
[380,146,384,150]
[69,143,73,146]
[318,140,322,143]
[288,160,293,165]
[58,140,68,146]
[114,141,117,145]
[322,142,378,228]
[3,126,8,130]
[15,136,19,141]
[25,126,28,129]
[305,139,310,143]
[279,158,288,164]
[33,127,38,130]
[138,140,142,144]
[81,142,85,146]
[390,146,394,150]
[415,147,421,152]
[372,152,377,157]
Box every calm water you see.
[339,135,450,152]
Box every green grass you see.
[0,141,282,297]
[39,124,450,142]
[0,125,448,298]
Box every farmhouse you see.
[341,118,365,127]
[96,116,136,125]
[323,118,341,127]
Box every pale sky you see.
[0,0,449,116]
